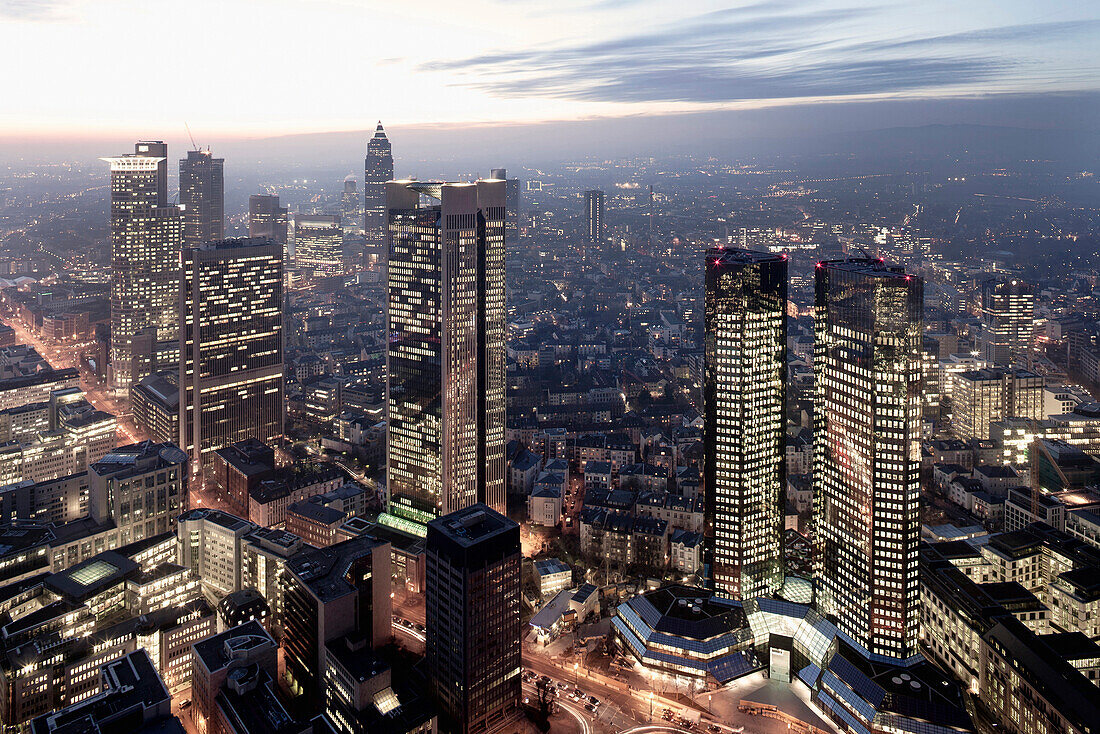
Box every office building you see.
[179,148,225,247]
[584,189,604,252]
[102,141,182,392]
[950,367,1044,441]
[0,369,79,412]
[490,168,520,239]
[248,193,289,262]
[282,536,392,702]
[190,620,278,733]
[89,441,188,546]
[295,214,343,276]
[180,238,284,485]
[703,248,787,599]
[384,180,506,532]
[363,121,394,247]
[341,175,362,237]
[813,258,923,663]
[981,277,1035,366]
[131,371,180,444]
[426,504,520,734]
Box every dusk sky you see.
[1,0,1098,141]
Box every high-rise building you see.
[950,367,1044,441]
[101,141,182,393]
[490,168,520,239]
[341,175,362,238]
[294,214,343,276]
[703,248,787,600]
[383,180,506,532]
[248,194,288,248]
[179,149,224,247]
[363,122,393,247]
[426,504,521,734]
[282,536,392,701]
[980,277,1035,366]
[584,189,605,252]
[813,258,923,663]
[180,238,284,485]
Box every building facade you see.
[179,149,225,248]
[703,248,787,600]
[363,122,394,247]
[102,141,181,392]
[426,505,521,734]
[384,180,506,531]
[980,277,1035,366]
[813,258,924,663]
[295,214,343,276]
[584,189,604,252]
[180,238,284,485]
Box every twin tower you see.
[704,249,924,662]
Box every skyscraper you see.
[340,175,362,238]
[813,258,923,663]
[180,237,284,485]
[248,193,288,262]
[102,141,182,393]
[384,180,506,532]
[179,149,224,247]
[490,168,520,240]
[294,214,343,276]
[584,189,605,253]
[703,248,787,600]
[980,277,1035,366]
[363,121,393,246]
[426,504,521,734]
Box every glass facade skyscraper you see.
[179,149,224,248]
[384,180,506,532]
[180,237,285,486]
[813,258,923,663]
[102,141,181,393]
[363,122,394,247]
[980,277,1035,366]
[584,189,604,253]
[703,248,787,600]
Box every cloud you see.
[0,0,67,19]
[429,5,1098,105]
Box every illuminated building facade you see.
[981,277,1035,366]
[102,142,182,393]
[384,180,506,531]
[363,122,393,247]
[426,505,521,734]
[180,238,284,485]
[294,214,343,276]
[813,258,923,663]
[179,149,224,247]
[584,189,604,251]
[703,248,787,600]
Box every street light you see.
[648,691,654,723]
[573,661,578,687]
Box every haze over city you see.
[0,3,1097,734]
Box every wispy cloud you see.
[429,5,1098,105]
[0,0,68,20]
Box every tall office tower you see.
[426,504,521,734]
[363,121,393,246]
[179,149,224,247]
[180,237,284,485]
[584,189,605,254]
[294,214,343,276]
[490,168,520,239]
[813,258,923,663]
[340,175,362,237]
[980,277,1035,366]
[102,141,182,393]
[384,180,506,532]
[248,193,289,264]
[703,248,787,600]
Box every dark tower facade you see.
[363,122,394,247]
[179,149,224,247]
